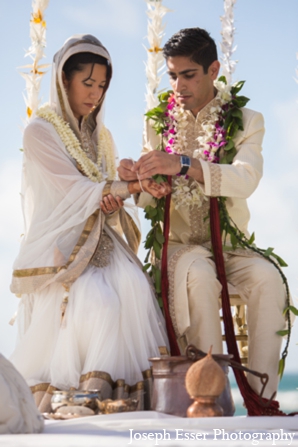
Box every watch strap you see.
[179,155,191,175]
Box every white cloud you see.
[63,0,142,38]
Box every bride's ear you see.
[62,71,68,89]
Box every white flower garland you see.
[163,81,233,209]
[36,105,116,182]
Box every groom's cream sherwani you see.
[137,94,286,398]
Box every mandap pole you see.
[220,0,237,85]
[19,0,50,123]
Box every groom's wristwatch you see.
[179,155,191,175]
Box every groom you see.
[118,27,286,399]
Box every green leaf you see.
[153,240,161,259]
[158,296,163,309]
[158,90,173,102]
[231,80,245,95]
[230,232,238,249]
[144,234,154,249]
[220,156,228,165]
[276,329,289,336]
[155,231,165,245]
[278,358,285,378]
[142,263,151,272]
[270,252,288,267]
[217,75,227,84]
[263,247,274,257]
[233,95,250,108]
[148,207,158,218]
[248,232,255,245]
[223,140,234,151]
[283,305,298,316]
[227,121,239,139]
[154,267,162,293]
[221,149,236,164]
[144,251,150,263]
[222,245,233,251]
[154,174,167,184]
[156,207,164,222]
[231,108,243,119]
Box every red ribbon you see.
[210,197,286,416]
[161,176,180,356]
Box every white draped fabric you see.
[0,354,44,434]
[10,34,169,412]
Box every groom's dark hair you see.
[163,28,218,74]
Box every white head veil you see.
[49,34,112,139]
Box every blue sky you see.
[0,0,297,382]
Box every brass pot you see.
[149,356,235,417]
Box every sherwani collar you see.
[184,91,221,124]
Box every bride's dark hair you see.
[63,52,112,92]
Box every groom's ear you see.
[208,60,220,80]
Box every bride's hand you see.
[141,179,171,199]
[100,194,123,215]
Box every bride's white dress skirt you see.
[10,239,169,413]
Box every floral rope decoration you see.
[36,105,116,182]
[143,76,297,371]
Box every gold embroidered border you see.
[142,369,152,380]
[102,180,113,198]
[13,210,99,278]
[110,181,131,200]
[168,246,196,338]
[119,209,141,254]
[80,370,113,388]
[209,163,222,197]
[189,198,210,245]
[31,367,151,396]
[13,266,63,277]
[30,383,58,394]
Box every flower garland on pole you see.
[142,0,170,304]
[144,0,170,111]
[220,0,237,85]
[19,0,50,122]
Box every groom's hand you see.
[131,152,180,180]
[118,159,138,181]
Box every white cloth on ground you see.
[0,354,44,434]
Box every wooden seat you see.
[220,284,248,365]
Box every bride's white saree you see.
[10,34,169,413]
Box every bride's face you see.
[62,63,107,120]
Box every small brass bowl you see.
[98,398,139,414]
[51,390,101,413]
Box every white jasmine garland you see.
[171,177,208,210]
[36,105,116,182]
[164,81,233,209]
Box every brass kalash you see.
[149,345,271,417]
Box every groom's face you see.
[167,56,219,116]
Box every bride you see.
[9,34,170,413]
